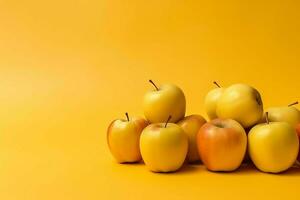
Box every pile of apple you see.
[107,80,300,173]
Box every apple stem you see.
[125,112,129,121]
[288,101,298,107]
[149,80,159,91]
[265,112,269,124]
[213,81,221,88]
[165,115,172,128]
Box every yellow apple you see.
[177,115,206,162]
[140,116,188,172]
[216,83,263,128]
[248,113,299,173]
[107,113,148,163]
[265,101,300,128]
[143,80,186,123]
[204,81,224,120]
[197,118,247,171]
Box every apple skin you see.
[197,118,247,171]
[177,115,206,162]
[143,84,186,123]
[248,122,299,173]
[140,123,188,172]
[295,123,300,161]
[264,106,300,128]
[107,117,148,163]
[216,84,263,128]
[204,87,224,120]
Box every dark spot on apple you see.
[254,90,262,106]
[214,123,225,128]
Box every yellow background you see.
[0,0,300,199]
